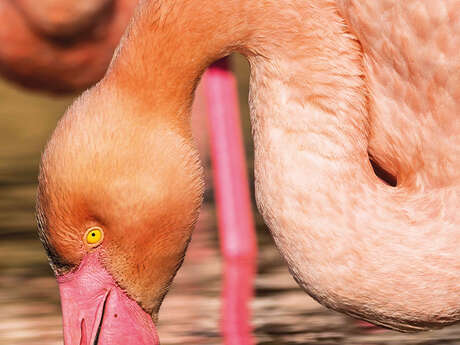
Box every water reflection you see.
[221,259,256,345]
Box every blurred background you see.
[1,2,460,344]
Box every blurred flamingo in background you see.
[204,60,257,345]
[33,0,460,344]
[0,0,136,92]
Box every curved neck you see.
[106,0,253,111]
[105,0,363,116]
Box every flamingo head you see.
[36,83,204,344]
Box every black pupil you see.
[92,233,96,237]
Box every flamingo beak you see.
[57,252,160,345]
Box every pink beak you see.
[57,252,160,345]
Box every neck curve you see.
[106,0,251,110]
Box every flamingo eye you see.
[84,227,104,247]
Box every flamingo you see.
[36,0,459,343]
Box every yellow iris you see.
[85,227,104,246]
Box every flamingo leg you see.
[204,58,257,345]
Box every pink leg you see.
[204,58,257,345]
